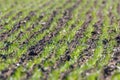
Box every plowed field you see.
[0,0,120,80]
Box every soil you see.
[0,0,119,80]
[0,0,79,79]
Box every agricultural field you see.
[0,0,120,80]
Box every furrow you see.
[0,0,77,79]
